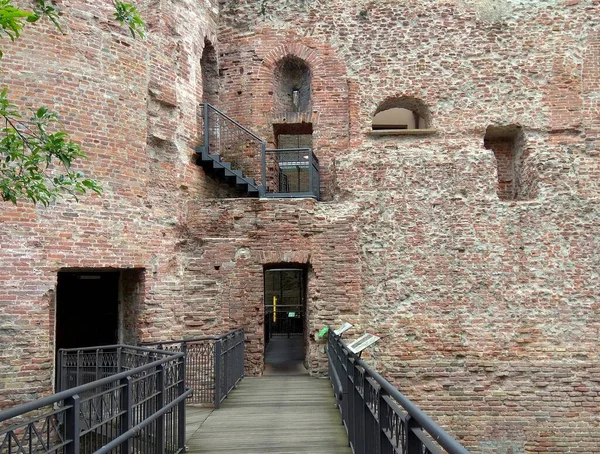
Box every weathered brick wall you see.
[193,0,599,451]
[1,0,599,452]
[0,0,222,408]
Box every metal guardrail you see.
[262,148,320,199]
[57,344,174,392]
[198,103,266,184]
[327,330,470,454]
[143,329,245,408]
[0,345,190,454]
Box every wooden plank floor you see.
[186,376,351,453]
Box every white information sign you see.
[346,333,380,354]
[334,322,353,335]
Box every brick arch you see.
[258,43,321,79]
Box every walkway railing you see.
[327,331,469,454]
[57,344,174,391]
[0,345,190,454]
[144,329,245,408]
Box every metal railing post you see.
[203,103,210,152]
[156,364,166,454]
[260,142,267,197]
[95,349,100,382]
[178,356,186,452]
[76,350,82,387]
[59,350,66,392]
[64,394,80,454]
[117,346,122,373]
[406,415,422,454]
[308,149,314,197]
[214,339,222,409]
[378,391,388,454]
[119,376,133,454]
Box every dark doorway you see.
[55,271,119,351]
[264,268,307,375]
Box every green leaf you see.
[112,1,145,38]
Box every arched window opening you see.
[372,97,431,131]
[273,56,312,114]
[484,125,525,201]
[201,39,218,105]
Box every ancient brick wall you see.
[1,0,599,452]
[196,0,599,451]
[0,0,223,408]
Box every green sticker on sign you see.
[288,312,296,317]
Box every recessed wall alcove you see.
[201,39,218,105]
[273,55,312,117]
[370,96,436,136]
[484,125,529,201]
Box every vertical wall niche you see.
[273,56,312,115]
[484,125,526,201]
[201,39,218,105]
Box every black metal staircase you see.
[196,103,320,200]
[195,146,261,197]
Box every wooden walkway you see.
[185,376,351,453]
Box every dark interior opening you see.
[201,39,219,105]
[264,266,307,375]
[273,123,313,138]
[56,271,120,351]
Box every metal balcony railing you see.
[143,329,245,408]
[1,345,189,454]
[327,330,469,454]
[262,148,320,199]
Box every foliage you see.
[0,0,145,206]
[111,1,145,38]
[0,89,102,205]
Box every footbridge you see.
[0,329,469,454]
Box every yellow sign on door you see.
[273,296,277,323]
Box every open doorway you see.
[264,267,307,375]
[56,271,120,350]
[54,269,144,390]
[55,269,143,349]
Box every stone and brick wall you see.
[206,0,599,451]
[1,0,599,452]
[0,0,222,408]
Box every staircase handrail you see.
[201,103,266,144]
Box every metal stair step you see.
[195,145,259,197]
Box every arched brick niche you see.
[273,56,312,117]
[370,96,436,136]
